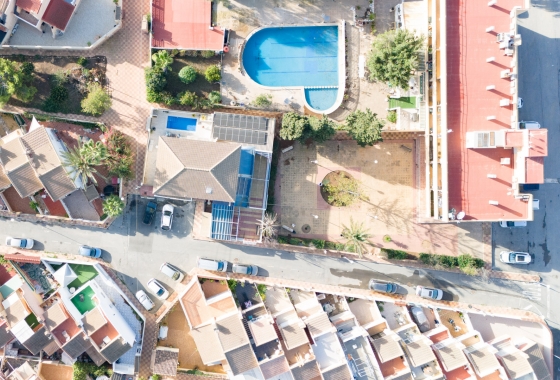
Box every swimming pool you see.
[242,24,344,113]
[167,116,197,131]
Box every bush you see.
[312,239,325,249]
[192,96,213,110]
[145,67,167,93]
[277,236,289,244]
[81,83,112,116]
[20,61,34,76]
[383,248,408,260]
[280,112,336,143]
[204,65,221,82]
[438,255,459,268]
[15,85,37,103]
[73,363,112,380]
[387,110,397,123]
[178,91,196,106]
[208,91,221,104]
[77,56,88,67]
[289,238,304,246]
[147,89,163,103]
[253,93,272,108]
[178,65,197,84]
[345,108,385,147]
[419,253,436,265]
[51,85,69,103]
[159,91,175,106]
[458,254,484,269]
[201,50,215,58]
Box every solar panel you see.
[213,112,269,145]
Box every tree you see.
[178,91,196,106]
[280,112,307,141]
[61,141,105,188]
[201,50,215,58]
[341,218,372,258]
[178,65,197,84]
[345,108,384,147]
[145,67,167,92]
[253,94,272,108]
[308,114,336,143]
[20,62,34,77]
[256,212,279,243]
[103,195,125,217]
[15,85,37,103]
[82,140,107,163]
[204,65,221,82]
[280,112,336,143]
[152,50,173,71]
[81,83,112,116]
[323,172,363,207]
[367,29,424,89]
[208,91,221,104]
[106,130,134,179]
[0,58,24,105]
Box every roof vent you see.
[205,187,213,194]
[26,148,33,157]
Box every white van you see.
[518,121,541,129]
[197,257,228,272]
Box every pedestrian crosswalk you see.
[521,283,542,301]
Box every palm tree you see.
[152,50,173,71]
[103,195,125,217]
[81,140,107,164]
[341,218,372,258]
[61,141,104,188]
[256,212,279,242]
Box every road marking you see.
[522,283,542,301]
[547,284,551,319]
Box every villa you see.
[0,256,144,376]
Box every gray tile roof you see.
[82,307,107,336]
[154,137,241,202]
[61,189,100,221]
[224,344,258,376]
[259,355,290,379]
[40,166,76,202]
[100,337,132,364]
[216,313,249,352]
[43,302,68,331]
[22,326,53,355]
[524,342,552,380]
[7,162,43,198]
[62,332,92,359]
[190,324,225,364]
[291,360,322,380]
[0,324,14,348]
[305,312,332,337]
[321,364,352,380]
[86,345,107,366]
[20,127,60,176]
[151,347,179,376]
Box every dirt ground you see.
[0,113,20,135]
[0,55,107,115]
[165,55,221,99]
[38,363,73,380]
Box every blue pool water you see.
[304,88,339,112]
[243,26,339,111]
[167,116,197,131]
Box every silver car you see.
[232,263,259,276]
[147,278,169,300]
[5,237,34,249]
[160,204,174,231]
[499,251,532,265]
[415,286,443,301]
[135,290,155,311]
[368,280,398,294]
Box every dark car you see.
[143,201,157,225]
[368,280,398,294]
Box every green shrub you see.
[77,56,88,67]
[438,255,458,268]
[192,96,213,110]
[253,93,273,108]
[178,91,196,106]
[145,67,167,92]
[289,238,303,246]
[159,91,175,106]
[387,110,397,123]
[312,239,325,249]
[457,254,474,269]
[205,65,221,82]
[29,201,39,212]
[147,89,163,103]
[178,65,197,84]
[277,236,289,244]
[419,253,435,265]
[184,50,198,57]
[51,85,68,103]
[473,258,485,268]
[335,243,345,251]
[15,85,37,103]
[73,363,112,380]
[81,83,112,116]
[208,91,221,104]
[20,61,34,76]
[201,50,215,58]
[383,248,408,260]
[41,97,63,113]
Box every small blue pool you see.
[304,88,339,112]
[167,116,197,131]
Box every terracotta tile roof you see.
[42,0,75,31]
[216,313,249,352]
[402,339,436,367]
[20,127,60,177]
[372,334,403,363]
[0,166,10,191]
[154,137,241,202]
[22,326,53,355]
[190,324,225,364]
[44,303,69,331]
[151,347,179,376]
[43,339,61,356]
[224,344,258,376]
[62,332,92,359]
[3,254,41,264]
[305,312,332,338]
[40,166,76,202]
[151,0,224,50]
[82,308,107,336]
[15,0,41,13]
[321,364,352,380]
[248,316,278,347]
[100,337,132,364]
[499,350,533,379]
[7,163,43,198]
[291,360,321,380]
[259,356,290,379]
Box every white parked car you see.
[518,121,540,129]
[79,245,102,258]
[499,221,527,228]
[232,263,259,276]
[135,290,155,311]
[500,251,532,265]
[415,286,443,300]
[160,262,184,282]
[5,237,34,249]
[160,204,174,231]
[147,278,169,300]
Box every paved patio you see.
[38,363,73,380]
[275,139,485,257]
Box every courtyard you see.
[275,138,485,257]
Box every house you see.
[143,110,275,242]
[463,342,506,379]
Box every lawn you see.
[25,313,39,329]
[165,55,220,101]
[1,55,107,115]
[388,96,417,109]
[71,286,97,314]
[67,264,98,289]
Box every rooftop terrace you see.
[71,286,97,314]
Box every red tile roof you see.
[42,0,75,31]
[16,0,41,13]
[152,0,224,50]
[447,0,527,221]
[528,130,547,157]
[525,157,544,183]
[4,253,41,264]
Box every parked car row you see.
[6,237,104,259]
[368,280,444,301]
[197,257,259,276]
[136,262,185,311]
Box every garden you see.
[0,55,111,116]
[146,49,222,110]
